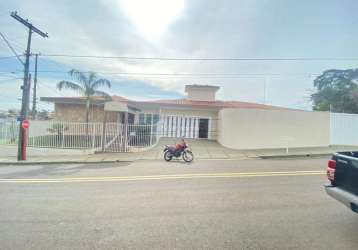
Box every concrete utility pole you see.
[27,73,32,115]
[11,11,48,161]
[32,54,38,118]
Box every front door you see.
[199,118,209,138]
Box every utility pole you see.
[32,54,38,118]
[27,74,32,114]
[11,11,48,161]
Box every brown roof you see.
[135,98,292,110]
[40,96,105,105]
[111,95,131,102]
[41,95,294,110]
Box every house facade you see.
[41,84,330,149]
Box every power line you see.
[0,77,22,83]
[0,70,321,77]
[39,54,358,61]
[0,55,22,60]
[0,71,22,76]
[37,81,65,97]
[0,32,24,65]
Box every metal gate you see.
[160,116,206,139]
[102,123,160,152]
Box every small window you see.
[139,113,145,124]
[153,114,159,124]
[146,114,152,124]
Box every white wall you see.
[218,108,330,149]
[187,89,216,101]
[330,112,358,145]
[185,85,219,101]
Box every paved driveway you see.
[139,137,247,160]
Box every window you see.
[139,113,145,124]
[146,114,152,125]
[153,114,159,124]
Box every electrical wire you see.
[37,81,65,97]
[0,32,24,65]
[39,54,358,61]
[0,70,321,78]
[0,77,22,83]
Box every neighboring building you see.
[41,84,290,141]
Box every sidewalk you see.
[1,144,358,165]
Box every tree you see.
[311,69,358,113]
[57,70,111,124]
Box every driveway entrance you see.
[140,137,245,160]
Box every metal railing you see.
[103,123,160,152]
[27,120,103,150]
[0,119,18,145]
[0,120,161,152]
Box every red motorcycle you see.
[163,140,194,162]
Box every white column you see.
[187,118,191,138]
[150,114,153,144]
[194,118,199,138]
[172,116,177,138]
[181,117,185,137]
[163,116,167,137]
[177,117,181,137]
[169,116,173,137]
[208,118,212,139]
[190,118,194,138]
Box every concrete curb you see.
[0,160,133,166]
[0,153,333,165]
[259,153,332,159]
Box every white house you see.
[41,84,330,150]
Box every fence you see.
[0,120,18,145]
[102,123,160,152]
[27,120,103,149]
[330,112,358,145]
[0,120,161,152]
[2,112,356,151]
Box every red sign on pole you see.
[22,119,29,129]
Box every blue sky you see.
[0,0,358,111]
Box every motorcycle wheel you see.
[164,151,173,161]
[182,151,194,163]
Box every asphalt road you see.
[0,157,357,250]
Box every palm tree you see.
[57,69,112,125]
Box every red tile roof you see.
[111,95,131,102]
[134,98,292,110]
[41,95,294,110]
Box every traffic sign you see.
[22,119,29,129]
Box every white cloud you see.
[118,0,186,41]
[1,0,358,110]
